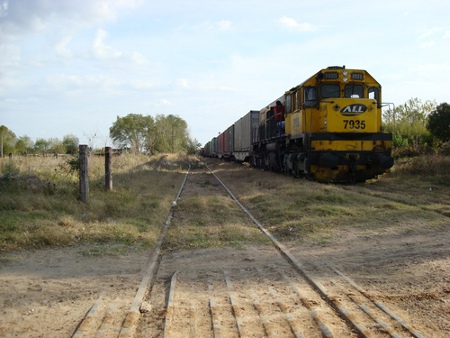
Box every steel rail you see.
[71,165,192,338]
[206,163,425,338]
[118,165,191,338]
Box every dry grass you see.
[205,156,450,245]
[392,154,450,183]
[1,153,449,253]
[0,154,192,252]
[164,192,268,251]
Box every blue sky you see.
[1,0,449,148]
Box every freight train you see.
[201,66,394,183]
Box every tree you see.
[383,98,435,147]
[34,138,50,155]
[15,136,34,155]
[0,125,16,157]
[110,113,198,155]
[48,138,65,154]
[151,114,189,153]
[109,114,154,154]
[185,137,201,155]
[427,102,450,143]
[63,134,79,154]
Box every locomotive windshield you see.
[321,84,340,98]
[368,87,380,101]
[344,84,364,98]
[304,86,318,107]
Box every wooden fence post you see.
[105,147,113,191]
[79,145,89,203]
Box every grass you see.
[206,154,450,245]
[163,192,269,251]
[1,152,449,253]
[0,153,191,252]
[392,154,450,184]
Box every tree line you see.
[109,113,200,155]
[0,129,80,157]
[382,99,450,155]
[1,101,449,158]
[0,113,201,157]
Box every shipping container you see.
[217,132,225,159]
[225,125,234,158]
[233,110,259,162]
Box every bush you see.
[392,144,434,159]
[394,154,450,178]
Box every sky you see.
[1,0,449,148]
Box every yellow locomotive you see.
[252,66,394,182]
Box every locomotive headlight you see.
[343,77,348,82]
[343,70,348,76]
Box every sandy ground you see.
[289,223,450,336]
[1,224,449,337]
[0,246,149,337]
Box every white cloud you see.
[90,29,148,65]
[188,20,234,34]
[177,78,191,89]
[3,0,142,26]
[0,0,144,40]
[158,99,173,106]
[418,27,440,40]
[46,74,120,89]
[217,20,232,31]
[175,76,235,92]
[92,28,122,59]
[0,1,7,17]
[132,80,156,89]
[278,16,314,32]
[130,52,148,65]
[416,27,447,49]
[0,43,20,68]
[89,0,143,21]
[54,36,73,58]
[420,41,435,48]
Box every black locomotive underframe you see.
[251,132,394,181]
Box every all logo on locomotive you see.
[201,66,394,183]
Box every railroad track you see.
[72,163,425,338]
